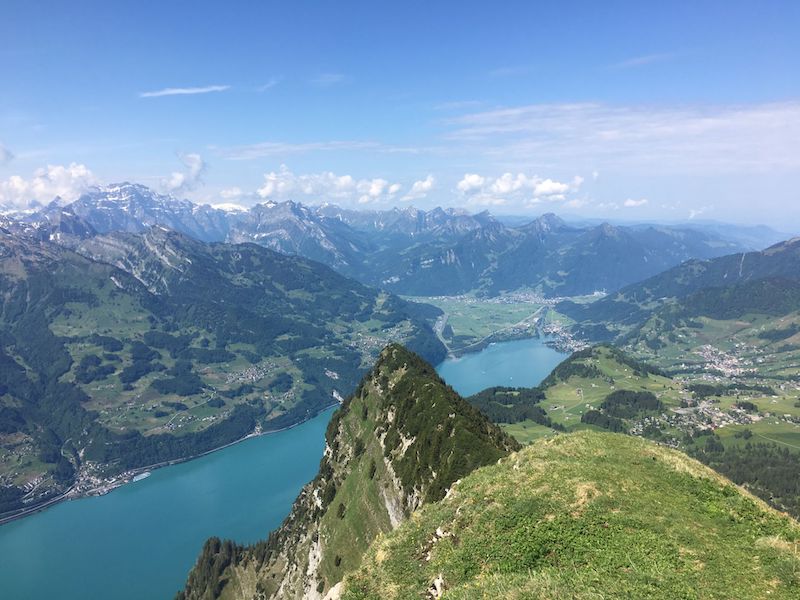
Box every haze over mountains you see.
[560,236,800,341]
[1,182,784,297]
[4,177,800,551]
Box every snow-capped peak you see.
[211,202,248,213]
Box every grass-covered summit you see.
[343,430,800,599]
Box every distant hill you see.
[6,182,754,297]
[0,229,444,517]
[479,218,744,296]
[559,237,800,340]
[178,344,518,600]
[469,344,800,518]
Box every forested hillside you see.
[0,230,444,517]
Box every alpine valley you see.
[5,5,800,600]
[1,184,799,600]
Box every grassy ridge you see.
[479,344,800,518]
[343,431,800,599]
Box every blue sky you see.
[1,1,798,227]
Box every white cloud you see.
[257,79,279,92]
[402,175,435,201]
[163,153,206,194]
[139,85,230,98]
[310,73,346,86]
[623,198,649,208]
[357,178,393,204]
[220,186,243,200]
[688,206,712,220]
[608,53,676,70]
[446,101,800,174]
[457,172,583,208]
[255,165,403,207]
[0,163,97,210]
[533,178,570,197]
[0,143,13,165]
[456,173,486,193]
[489,173,534,195]
[211,202,248,213]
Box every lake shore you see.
[0,403,338,527]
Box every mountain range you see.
[2,182,774,297]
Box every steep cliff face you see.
[178,344,518,600]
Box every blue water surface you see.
[436,337,567,397]
[0,408,333,600]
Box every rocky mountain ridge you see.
[3,182,759,297]
[178,345,800,600]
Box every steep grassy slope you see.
[343,431,800,599]
[548,241,800,504]
[178,344,518,600]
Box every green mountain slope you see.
[0,230,444,516]
[554,238,800,431]
[559,237,800,339]
[363,217,746,297]
[342,431,800,599]
[178,344,518,600]
[468,345,674,442]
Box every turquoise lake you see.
[437,337,567,397]
[0,410,333,600]
[0,337,565,599]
